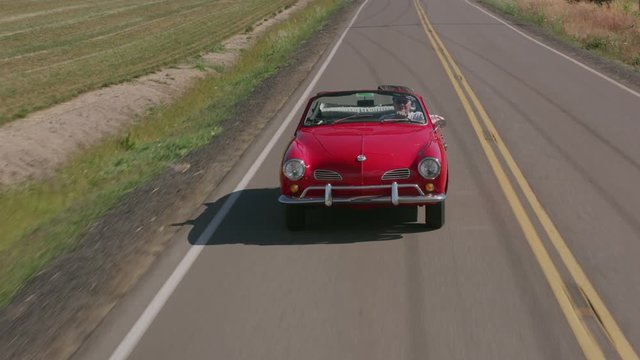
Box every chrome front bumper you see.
[278,182,446,206]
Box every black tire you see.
[285,205,306,231]
[425,201,445,229]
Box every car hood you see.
[297,124,434,184]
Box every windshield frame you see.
[302,90,429,127]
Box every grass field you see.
[0,0,299,124]
[0,0,348,308]
[481,0,640,70]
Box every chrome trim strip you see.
[314,169,342,181]
[381,168,410,180]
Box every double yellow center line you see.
[411,0,638,359]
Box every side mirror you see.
[430,114,446,129]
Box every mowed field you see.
[0,0,347,308]
[0,0,297,124]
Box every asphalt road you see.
[75,0,640,359]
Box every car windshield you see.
[303,92,427,126]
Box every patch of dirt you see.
[0,1,363,359]
[0,0,312,188]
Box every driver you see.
[381,95,426,122]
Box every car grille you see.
[314,169,342,181]
[381,168,411,180]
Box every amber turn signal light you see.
[290,184,299,193]
[425,183,434,192]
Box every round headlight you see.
[418,157,440,179]
[283,159,305,181]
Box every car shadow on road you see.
[176,188,438,246]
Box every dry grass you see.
[486,0,640,68]
[0,0,298,124]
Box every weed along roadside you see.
[479,0,640,71]
[0,0,349,311]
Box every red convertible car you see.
[279,85,448,230]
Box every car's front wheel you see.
[425,201,445,229]
[285,205,306,231]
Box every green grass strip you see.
[0,0,348,308]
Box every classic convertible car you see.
[279,85,448,230]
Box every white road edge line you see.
[108,1,370,359]
[464,0,640,99]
